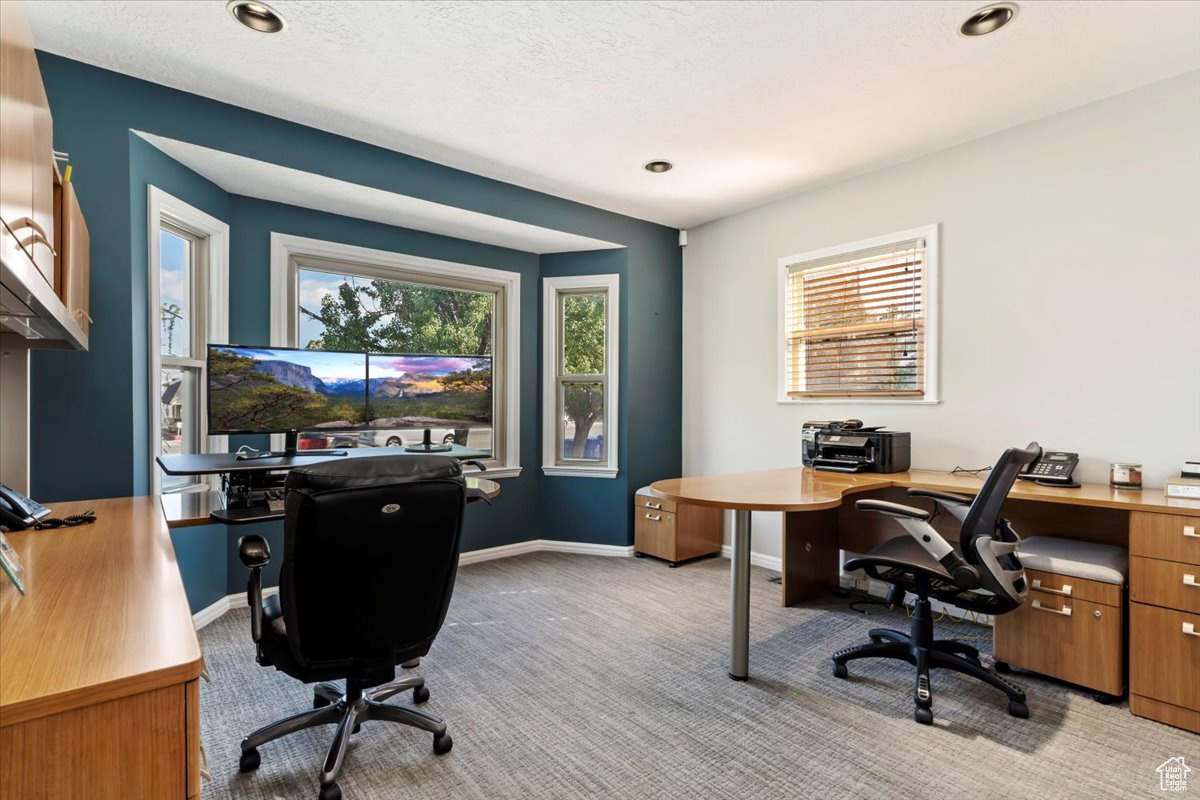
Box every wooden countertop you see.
[0,497,202,727]
[650,467,1200,517]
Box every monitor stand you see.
[405,428,452,453]
[234,432,349,460]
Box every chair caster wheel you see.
[318,782,342,800]
[1090,691,1118,705]
[314,695,331,709]
[412,685,430,704]
[1008,700,1029,718]
[994,661,1012,674]
[239,748,261,773]
[433,732,453,755]
[352,723,362,734]
[832,662,848,679]
[914,707,934,725]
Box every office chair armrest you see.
[854,499,931,520]
[854,500,981,589]
[906,488,973,507]
[239,535,271,568]
[238,535,270,644]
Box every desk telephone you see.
[0,484,50,530]
[0,484,95,530]
[1017,451,1080,488]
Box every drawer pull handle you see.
[1184,622,1200,637]
[1185,525,1199,539]
[1030,579,1072,597]
[1184,574,1198,588]
[644,513,661,521]
[1031,599,1071,617]
[645,502,662,510]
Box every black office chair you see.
[236,455,488,800]
[831,443,1040,725]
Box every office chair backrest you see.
[958,442,1042,606]
[280,455,466,673]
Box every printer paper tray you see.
[812,459,868,473]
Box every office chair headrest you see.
[285,455,462,493]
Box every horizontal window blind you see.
[785,239,925,398]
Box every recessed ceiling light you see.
[644,160,674,174]
[959,3,1017,37]
[227,0,287,34]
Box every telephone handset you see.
[0,484,51,530]
[1018,451,1080,488]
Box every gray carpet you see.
[198,553,1196,800]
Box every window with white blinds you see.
[779,226,938,401]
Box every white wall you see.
[682,71,1200,561]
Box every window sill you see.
[777,398,942,406]
[541,466,619,479]
[469,465,522,480]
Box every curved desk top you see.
[650,467,1200,517]
[649,468,891,512]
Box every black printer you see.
[801,420,911,474]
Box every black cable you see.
[950,465,992,477]
[35,510,97,529]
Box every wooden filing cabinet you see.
[993,567,1125,698]
[1129,512,1200,733]
[634,487,722,567]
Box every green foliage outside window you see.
[561,294,606,459]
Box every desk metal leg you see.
[730,508,752,680]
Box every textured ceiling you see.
[27,1,1200,228]
[136,132,621,254]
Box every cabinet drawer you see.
[635,492,676,514]
[994,591,1123,695]
[1130,513,1200,566]
[1130,556,1200,614]
[634,508,676,560]
[1023,567,1122,607]
[1129,603,1200,711]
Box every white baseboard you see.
[719,544,782,573]
[192,586,278,630]
[194,540,634,629]
[457,539,542,565]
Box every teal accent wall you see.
[31,53,683,613]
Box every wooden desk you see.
[650,468,1200,730]
[0,497,203,799]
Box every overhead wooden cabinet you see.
[0,0,54,288]
[0,0,88,350]
[55,171,90,335]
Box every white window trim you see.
[541,274,619,478]
[269,233,522,479]
[776,223,940,406]
[147,186,230,494]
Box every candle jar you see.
[1109,462,1143,489]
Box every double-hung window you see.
[542,274,619,477]
[779,225,938,402]
[148,187,229,492]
